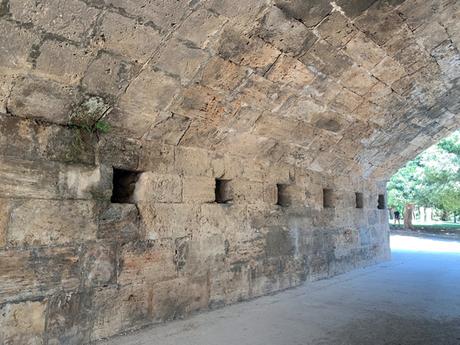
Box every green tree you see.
[387,130,460,222]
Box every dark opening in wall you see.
[355,192,364,209]
[111,168,141,204]
[276,184,290,207]
[378,194,386,209]
[215,179,232,204]
[323,188,333,208]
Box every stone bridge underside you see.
[0,0,459,344]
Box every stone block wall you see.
[0,112,389,344]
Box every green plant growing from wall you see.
[66,96,112,161]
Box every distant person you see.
[394,210,401,225]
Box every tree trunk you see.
[404,204,414,230]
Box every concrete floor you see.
[99,234,460,345]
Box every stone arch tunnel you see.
[0,0,459,343]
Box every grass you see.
[390,220,460,235]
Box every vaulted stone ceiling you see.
[1,0,459,179]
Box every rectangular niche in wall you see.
[355,192,364,209]
[111,168,141,204]
[323,188,334,208]
[215,179,232,204]
[378,194,386,209]
[276,184,290,207]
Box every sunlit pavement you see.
[100,234,460,345]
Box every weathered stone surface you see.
[139,203,199,240]
[183,176,215,203]
[133,173,182,203]
[7,76,79,124]
[118,240,176,286]
[0,0,458,342]
[6,199,97,247]
[10,0,100,41]
[0,247,80,303]
[97,11,162,64]
[0,300,46,345]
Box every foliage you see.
[387,130,460,218]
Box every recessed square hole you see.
[111,168,141,204]
[276,184,290,207]
[355,192,363,209]
[215,179,232,204]
[377,194,386,209]
[323,188,334,208]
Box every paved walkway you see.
[99,234,460,345]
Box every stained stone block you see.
[139,203,200,240]
[344,32,386,70]
[371,57,406,86]
[35,40,94,85]
[104,0,192,33]
[316,11,357,47]
[98,11,162,64]
[256,6,318,55]
[117,69,180,136]
[266,55,316,88]
[0,301,46,345]
[175,9,227,49]
[7,76,80,124]
[133,173,182,203]
[10,0,100,42]
[183,176,216,203]
[118,240,177,286]
[198,56,249,92]
[98,203,140,242]
[340,66,378,96]
[81,242,116,288]
[45,291,93,345]
[150,276,210,321]
[0,20,40,71]
[274,0,332,27]
[217,28,281,74]
[154,39,210,85]
[144,112,192,145]
[82,52,137,96]
[138,141,175,174]
[175,146,213,177]
[0,247,81,304]
[6,199,97,247]
[91,283,154,340]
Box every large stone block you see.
[118,240,177,286]
[6,199,97,247]
[175,146,213,177]
[35,40,94,85]
[274,0,331,27]
[175,9,227,49]
[7,76,80,124]
[82,52,137,96]
[256,6,317,55]
[97,203,140,242]
[0,247,81,304]
[98,11,162,64]
[45,291,93,345]
[10,0,99,42]
[183,176,216,203]
[0,20,40,72]
[217,28,281,74]
[81,242,117,288]
[143,112,192,146]
[0,300,46,345]
[116,69,179,137]
[138,203,200,241]
[133,172,182,203]
[154,39,210,85]
[91,283,154,341]
[138,141,175,174]
[150,276,210,321]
